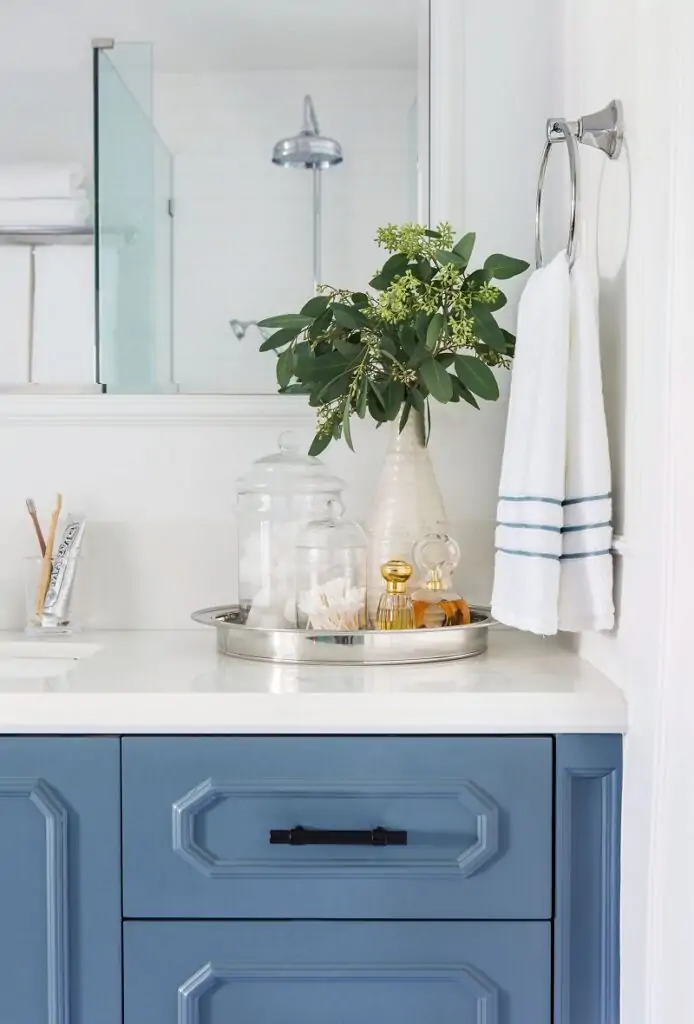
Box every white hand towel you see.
[491,251,571,634]
[558,250,614,630]
[0,247,32,384]
[0,163,85,199]
[0,198,90,228]
[31,246,96,385]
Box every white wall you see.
[0,68,92,168]
[153,69,417,392]
[560,1,694,1020]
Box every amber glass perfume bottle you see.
[411,534,471,628]
[376,560,415,630]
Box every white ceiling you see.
[1,0,420,72]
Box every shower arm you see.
[303,95,320,136]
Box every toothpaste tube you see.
[41,514,86,626]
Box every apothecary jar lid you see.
[236,431,345,496]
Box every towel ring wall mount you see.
[535,99,623,269]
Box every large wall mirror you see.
[0,0,429,395]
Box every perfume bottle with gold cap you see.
[376,560,415,630]
[411,533,471,628]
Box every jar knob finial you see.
[278,430,299,453]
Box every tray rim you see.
[191,604,494,636]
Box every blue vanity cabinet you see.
[0,738,121,1024]
[124,920,552,1024]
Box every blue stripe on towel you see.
[562,521,612,533]
[497,521,612,533]
[499,496,563,505]
[562,493,611,506]
[499,493,611,506]
[496,547,613,561]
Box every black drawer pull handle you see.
[269,826,408,847]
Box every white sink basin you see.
[0,641,100,680]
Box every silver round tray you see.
[192,605,491,665]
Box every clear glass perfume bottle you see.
[375,560,415,630]
[411,534,471,628]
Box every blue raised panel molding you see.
[124,921,551,1024]
[123,737,552,919]
[172,777,500,879]
[555,734,622,1024]
[0,739,121,1024]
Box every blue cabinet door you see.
[0,738,121,1024]
[125,921,550,1024]
[122,737,552,919]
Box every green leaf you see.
[465,268,491,290]
[369,273,388,290]
[436,249,467,268]
[437,352,455,368]
[454,354,500,400]
[398,400,412,433]
[300,295,330,317]
[399,323,416,356]
[411,259,434,283]
[453,232,476,264]
[308,431,332,456]
[367,386,388,422]
[472,311,507,352]
[426,312,445,352]
[383,380,405,420]
[351,292,370,308]
[484,253,530,280]
[415,311,431,344]
[424,228,442,238]
[425,400,432,445]
[332,303,369,331]
[408,387,426,415]
[317,371,351,403]
[258,326,301,352]
[501,329,516,355]
[342,402,355,451]
[257,313,314,329]
[380,252,410,280]
[307,307,333,339]
[408,339,429,368]
[452,376,480,409]
[333,335,364,360]
[357,379,368,418]
[276,348,295,389]
[419,358,453,402]
[279,382,311,395]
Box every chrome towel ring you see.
[535,99,624,270]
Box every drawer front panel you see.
[125,921,551,1024]
[122,737,552,919]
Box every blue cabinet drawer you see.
[125,921,551,1024]
[122,737,552,919]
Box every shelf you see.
[0,226,94,245]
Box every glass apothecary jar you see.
[295,501,367,631]
[236,432,345,627]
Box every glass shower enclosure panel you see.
[95,45,174,392]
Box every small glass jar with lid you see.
[295,501,367,631]
[235,432,345,627]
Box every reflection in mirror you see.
[0,0,426,396]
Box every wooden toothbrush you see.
[25,498,46,557]
[35,493,62,617]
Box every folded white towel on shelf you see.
[0,198,91,228]
[558,250,614,631]
[492,239,614,635]
[0,162,86,199]
[31,245,96,385]
[491,251,571,634]
[0,247,32,385]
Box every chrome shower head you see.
[272,95,343,170]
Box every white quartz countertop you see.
[0,628,626,734]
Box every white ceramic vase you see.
[366,411,448,619]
